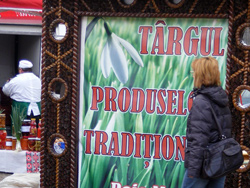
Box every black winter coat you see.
[184,86,232,178]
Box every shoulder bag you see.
[202,101,244,179]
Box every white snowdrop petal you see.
[100,41,111,78]
[114,34,144,67]
[108,36,128,84]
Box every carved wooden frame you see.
[41,0,250,187]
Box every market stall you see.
[0,0,42,136]
[0,114,41,173]
[0,0,42,175]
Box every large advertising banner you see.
[79,17,228,188]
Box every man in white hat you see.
[2,60,41,128]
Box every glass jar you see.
[0,114,6,128]
[37,119,41,138]
[12,137,17,150]
[21,137,28,150]
[21,119,31,138]
[30,118,37,137]
[35,138,41,152]
[28,137,36,151]
[0,128,7,149]
[5,136,12,150]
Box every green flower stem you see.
[104,21,112,36]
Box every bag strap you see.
[209,105,227,140]
[202,95,227,140]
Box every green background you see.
[80,17,228,188]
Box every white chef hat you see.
[19,60,33,69]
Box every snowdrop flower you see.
[101,22,144,84]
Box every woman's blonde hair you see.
[191,57,221,88]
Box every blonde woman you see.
[182,57,232,188]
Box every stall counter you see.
[0,150,40,173]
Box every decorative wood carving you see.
[41,0,250,187]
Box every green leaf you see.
[11,106,26,140]
[103,164,116,188]
[170,162,181,188]
[0,109,5,114]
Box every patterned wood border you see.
[41,0,250,187]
